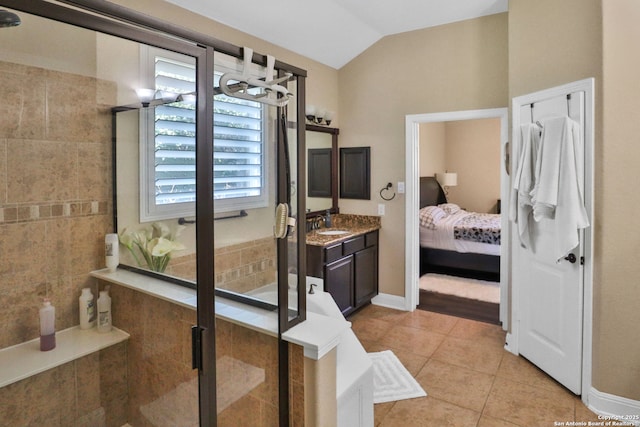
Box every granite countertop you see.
[306,214,381,247]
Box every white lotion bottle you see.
[97,288,112,333]
[79,287,95,330]
[105,233,119,273]
[39,299,56,351]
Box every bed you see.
[419,176,500,281]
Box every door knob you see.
[564,253,577,263]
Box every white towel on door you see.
[532,116,589,261]
[509,122,541,248]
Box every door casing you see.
[404,108,510,327]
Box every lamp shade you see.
[436,172,457,187]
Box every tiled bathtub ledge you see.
[90,268,349,360]
[0,326,129,389]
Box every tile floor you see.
[348,304,601,427]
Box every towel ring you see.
[380,183,396,201]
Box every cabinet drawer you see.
[365,231,378,247]
[343,235,365,256]
[325,243,343,264]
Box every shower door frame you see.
[1,0,309,425]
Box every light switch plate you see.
[378,204,385,215]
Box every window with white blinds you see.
[140,50,268,221]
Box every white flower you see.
[119,221,186,273]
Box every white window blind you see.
[140,52,268,222]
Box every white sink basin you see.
[317,230,350,236]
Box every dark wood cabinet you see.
[354,245,378,307]
[340,147,370,200]
[307,230,379,316]
[325,256,355,314]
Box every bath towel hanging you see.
[532,116,589,261]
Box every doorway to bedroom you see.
[404,108,510,329]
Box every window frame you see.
[139,47,270,222]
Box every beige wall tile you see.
[6,139,78,203]
[78,142,111,200]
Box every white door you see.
[511,87,590,395]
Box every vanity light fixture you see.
[135,88,157,107]
[0,10,21,28]
[306,105,334,126]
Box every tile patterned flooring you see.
[348,304,601,427]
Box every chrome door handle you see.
[564,253,577,263]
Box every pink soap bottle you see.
[39,298,56,351]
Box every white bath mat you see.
[369,350,427,404]
[419,273,500,303]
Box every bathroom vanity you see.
[306,215,381,316]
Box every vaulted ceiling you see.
[166,0,508,69]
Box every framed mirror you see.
[306,124,339,216]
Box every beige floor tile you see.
[448,317,507,348]
[378,325,446,358]
[360,340,429,376]
[416,358,495,412]
[431,336,505,375]
[497,352,568,394]
[381,347,430,377]
[400,309,460,335]
[483,376,575,427]
[351,304,411,323]
[379,397,480,427]
[574,398,601,422]
[374,401,396,426]
[351,316,395,342]
[477,414,521,426]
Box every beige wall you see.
[419,122,446,177]
[445,119,501,213]
[598,0,640,400]
[420,119,501,213]
[510,0,640,402]
[338,14,509,297]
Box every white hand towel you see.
[510,123,541,248]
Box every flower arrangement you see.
[119,222,186,273]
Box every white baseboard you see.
[371,293,408,311]
[588,387,640,426]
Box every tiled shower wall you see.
[107,282,305,426]
[0,61,124,425]
[0,61,114,347]
[168,236,277,295]
[0,61,303,425]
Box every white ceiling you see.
[165,0,508,69]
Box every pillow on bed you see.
[419,206,447,229]
[439,203,461,215]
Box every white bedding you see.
[419,209,501,256]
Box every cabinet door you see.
[354,245,378,307]
[325,255,355,315]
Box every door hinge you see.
[191,325,204,371]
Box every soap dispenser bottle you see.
[97,288,112,333]
[39,298,56,351]
[325,209,332,228]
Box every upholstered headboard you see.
[420,176,447,208]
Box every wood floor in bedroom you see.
[418,289,500,325]
[348,304,600,427]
